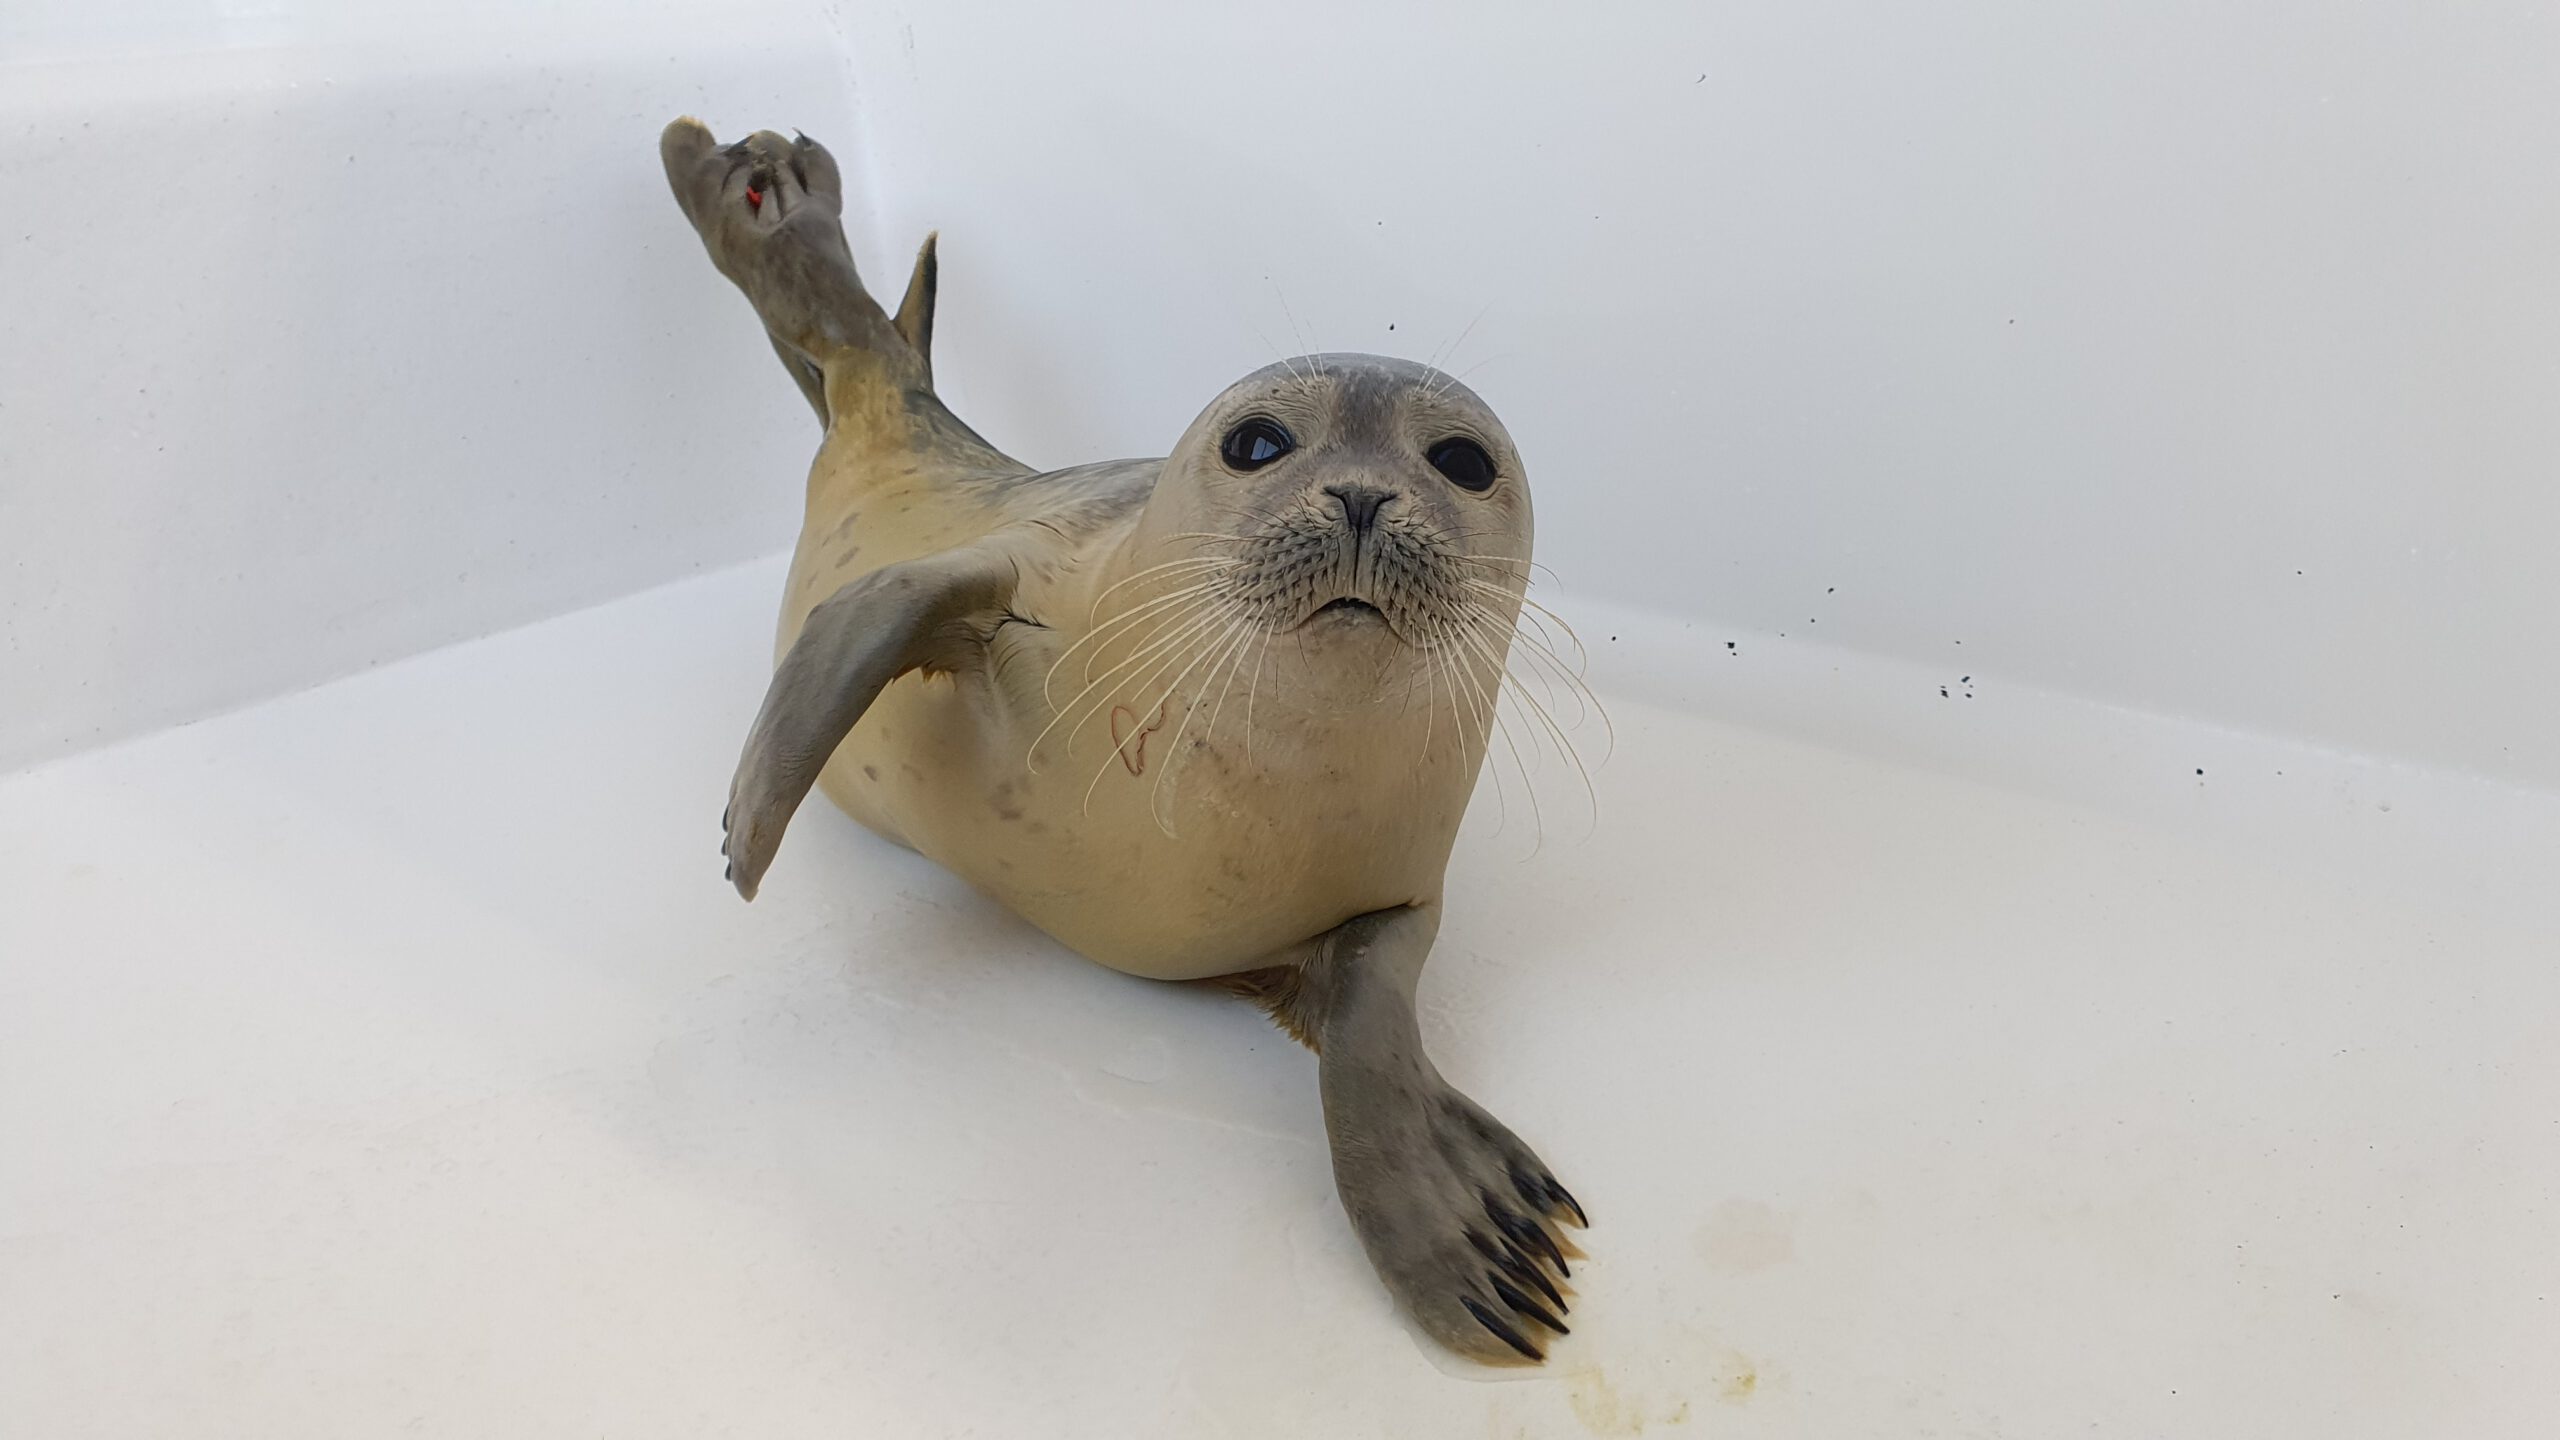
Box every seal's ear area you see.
[722,546,1020,900]
[893,231,939,374]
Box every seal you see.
[663,118,1588,1364]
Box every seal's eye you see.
[1220,417,1294,472]
[1427,437,1497,493]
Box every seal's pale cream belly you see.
[817,669,1470,980]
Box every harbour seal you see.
[662,118,1587,1364]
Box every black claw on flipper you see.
[1460,1296,1544,1361]
[1469,1229,1567,1311]
[1510,1166,1588,1230]
[1487,1198,1569,1278]
[1488,1275,1569,1335]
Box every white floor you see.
[4,559,2555,1439]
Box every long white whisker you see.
[1149,612,1259,833]
[1242,622,1275,765]
[1077,603,1237,816]
[1045,580,1234,709]
[1031,598,1233,769]
[1447,622,1546,854]
[1125,605,1250,828]
[1088,557,1242,617]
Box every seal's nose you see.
[1326,484,1393,535]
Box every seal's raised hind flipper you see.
[722,545,1020,900]
[660,118,1013,469]
[892,231,938,385]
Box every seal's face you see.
[1141,354,1533,697]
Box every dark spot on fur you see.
[863,765,880,781]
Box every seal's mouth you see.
[1310,597,1386,623]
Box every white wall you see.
[0,1,855,769]
[834,0,2560,791]
[6,2,2554,792]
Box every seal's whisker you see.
[1447,620,1555,855]
[1062,573,1229,667]
[1043,580,1229,712]
[1085,594,1248,756]
[1461,582,1592,674]
[1429,644,1482,823]
[1240,620,1281,766]
[1068,576,1231,660]
[1457,598,1615,769]
[1151,609,1260,833]
[1449,627,1538,849]
[1455,598,1561,706]
[1029,603,1215,774]
[1127,602,1251,829]
[1075,600,1236,818]
[1503,626,1614,765]
[1515,600,1593,678]
[1497,615,1588,708]
[1198,605,1265,759]
[1088,556,1241,615]
[1272,285,1316,382]
[1414,625,1439,764]
[1247,323,1304,386]
[1460,611,1604,835]
[1462,602,1583,723]
[1448,554,1565,587]
[1032,598,1233,768]
[1496,675,1598,844]
[1066,599,1232,731]
[1422,303,1491,400]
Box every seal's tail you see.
[659,118,1010,469]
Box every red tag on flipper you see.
[745,185,764,211]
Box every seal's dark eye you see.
[1220,417,1294,471]
[1427,437,1497,493]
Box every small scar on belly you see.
[1111,701,1167,775]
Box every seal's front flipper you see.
[722,547,1018,900]
[1297,907,1588,1365]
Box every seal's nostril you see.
[1326,485,1393,533]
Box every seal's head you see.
[1126,353,1533,713]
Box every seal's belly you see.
[814,669,1471,980]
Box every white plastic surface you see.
[0,0,849,769]
[836,1,2560,791]
[6,3,2560,1436]
[3,560,2555,1437]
